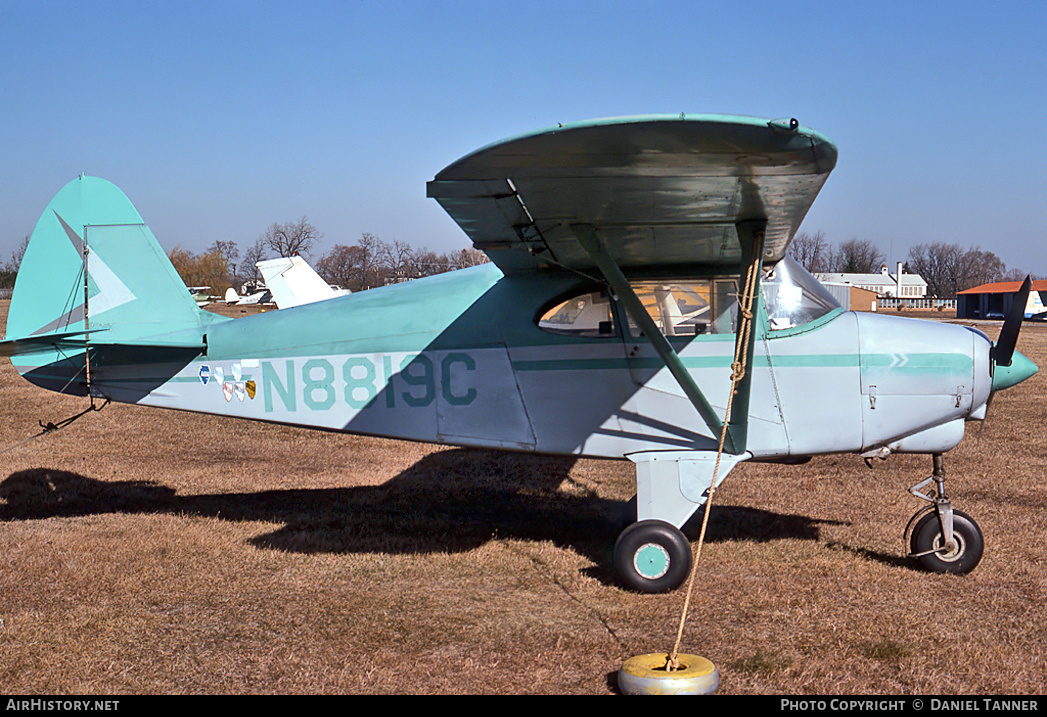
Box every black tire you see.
[613,519,692,593]
[910,509,984,574]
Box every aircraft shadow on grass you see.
[0,449,858,582]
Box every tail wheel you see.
[613,520,692,593]
[909,509,984,574]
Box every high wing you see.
[430,114,837,454]
[427,114,837,274]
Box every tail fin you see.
[1025,289,1046,319]
[256,255,350,309]
[4,176,221,393]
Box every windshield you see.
[762,256,841,331]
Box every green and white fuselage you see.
[5,115,1036,591]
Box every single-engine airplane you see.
[2,115,1037,592]
[224,282,272,306]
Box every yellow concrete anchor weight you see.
[617,653,719,695]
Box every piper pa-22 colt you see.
[3,115,1037,592]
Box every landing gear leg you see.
[905,453,984,574]
[612,451,746,592]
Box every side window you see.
[624,280,738,338]
[538,290,616,337]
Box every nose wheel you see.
[908,508,984,574]
[905,454,984,574]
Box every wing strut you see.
[572,223,766,454]
[723,221,767,454]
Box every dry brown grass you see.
[1,302,1045,694]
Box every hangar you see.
[956,279,1047,320]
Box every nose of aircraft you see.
[985,276,1038,395]
[992,349,1038,392]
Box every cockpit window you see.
[538,280,741,339]
[538,290,616,337]
[762,256,841,331]
[623,280,737,337]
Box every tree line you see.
[0,217,487,293]
[0,236,29,288]
[787,231,1039,297]
[166,217,488,295]
[2,221,1036,301]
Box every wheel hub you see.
[634,542,671,579]
[934,534,965,561]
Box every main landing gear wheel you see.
[613,520,692,593]
[909,509,984,574]
[618,653,719,695]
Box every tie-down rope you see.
[666,235,764,671]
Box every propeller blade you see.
[992,276,1031,368]
[982,277,1036,439]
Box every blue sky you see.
[2,1,1045,275]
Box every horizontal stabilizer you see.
[0,326,206,358]
[0,328,109,358]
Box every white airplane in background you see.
[257,255,351,310]
[1025,289,1047,320]
[224,284,272,306]
[187,286,213,306]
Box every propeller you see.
[980,276,1033,439]
[991,275,1031,369]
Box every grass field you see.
[1,301,1045,694]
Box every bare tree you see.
[787,230,831,273]
[6,235,29,272]
[907,242,961,297]
[241,238,269,283]
[958,247,1007,291]
[315,233,492,292]
[835,238,886,274]
[908,242,1009,296]
[207,239,239,289]
[410,248,456,277]
[168,246,234,291]
[316,243,363,291]
[208,239,239,267]
[354,233,386,290]
[261,216,322,258]
[378,239,419,282]
[449,247,489,269]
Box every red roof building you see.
[956,280,1047,319]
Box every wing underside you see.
[427,115,838,274]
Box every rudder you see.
[6,176,222,393]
